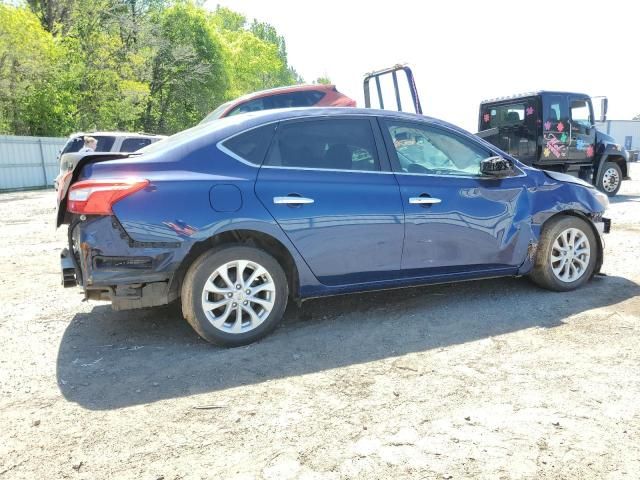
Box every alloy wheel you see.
[201,259,276,333]
[550,228,591,283]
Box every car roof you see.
[232,84,337,103]
[207,107,444,136]
[67,131,166,139]
[139,107,484,159]
[480,91,591,104]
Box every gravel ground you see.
[1,165,639,480]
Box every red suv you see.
[200,84,356,124]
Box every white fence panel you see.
[0,135,66,191]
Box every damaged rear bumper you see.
[63,216,187,310]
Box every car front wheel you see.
[529,216,598,292]
[181,246,289,347]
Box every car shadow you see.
[56,274,640,410]
[609,193,640,204]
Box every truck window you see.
[483,103,528,129]
[542,95,569,129]
[570,100,592,128]
[480,100,537,163]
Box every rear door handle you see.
[273,196,314,205]
[409,197,441,205]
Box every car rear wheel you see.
[597,161,622,196]
[529,216,597,292]
[181,246,288,347]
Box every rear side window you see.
[120,138,152,152]
[61,136,115,153]
[265,118,380,171]
[221,124,277,165]
[94,136,115,152]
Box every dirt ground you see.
[1,165,639,480]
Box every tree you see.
[219,30,289,98]
[142,3,228,133]
[634,114,640,121]
[25,0,75,33]
[0,4,76,135]
[210,6,246,32]
[314,76,331,85]
[3,1,305,135]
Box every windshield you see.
[199,101,234,124]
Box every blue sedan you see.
[57,108,611,346]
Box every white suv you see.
[55,131,166,190]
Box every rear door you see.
[254,117,405,286]
[381,118,531,276]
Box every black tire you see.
[529,216,598,292]
[181,245,288,347]
[597,161,622,197]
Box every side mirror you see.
[480,156,514,177]
[600,98,608,122]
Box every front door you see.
[567,95,596,163]
[255,117,404,286]
[380,119,531,277]
[541,94,571,166]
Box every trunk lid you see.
[56,152,133,227]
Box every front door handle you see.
[273,196,314,205]
[409,197,441,205]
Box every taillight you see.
[67,179,149,215]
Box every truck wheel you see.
[181,246,288,347]
[597,161,622,196]
[529,216,597,292]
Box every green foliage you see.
[0,4,74,135]
[314,76,331,85]
[0,1,303,136]
[142,3,228,133]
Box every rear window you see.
[221,124,277,165]
[120,138,152,152]
[482,102,533,129]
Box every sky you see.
[205,0,640,132]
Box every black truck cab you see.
[479,91,629,196]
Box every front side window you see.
[265,118,380,171]
[570,99,592,128]
[200,100,234,123]
[384,121,489,176]
[228,98,266,116]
